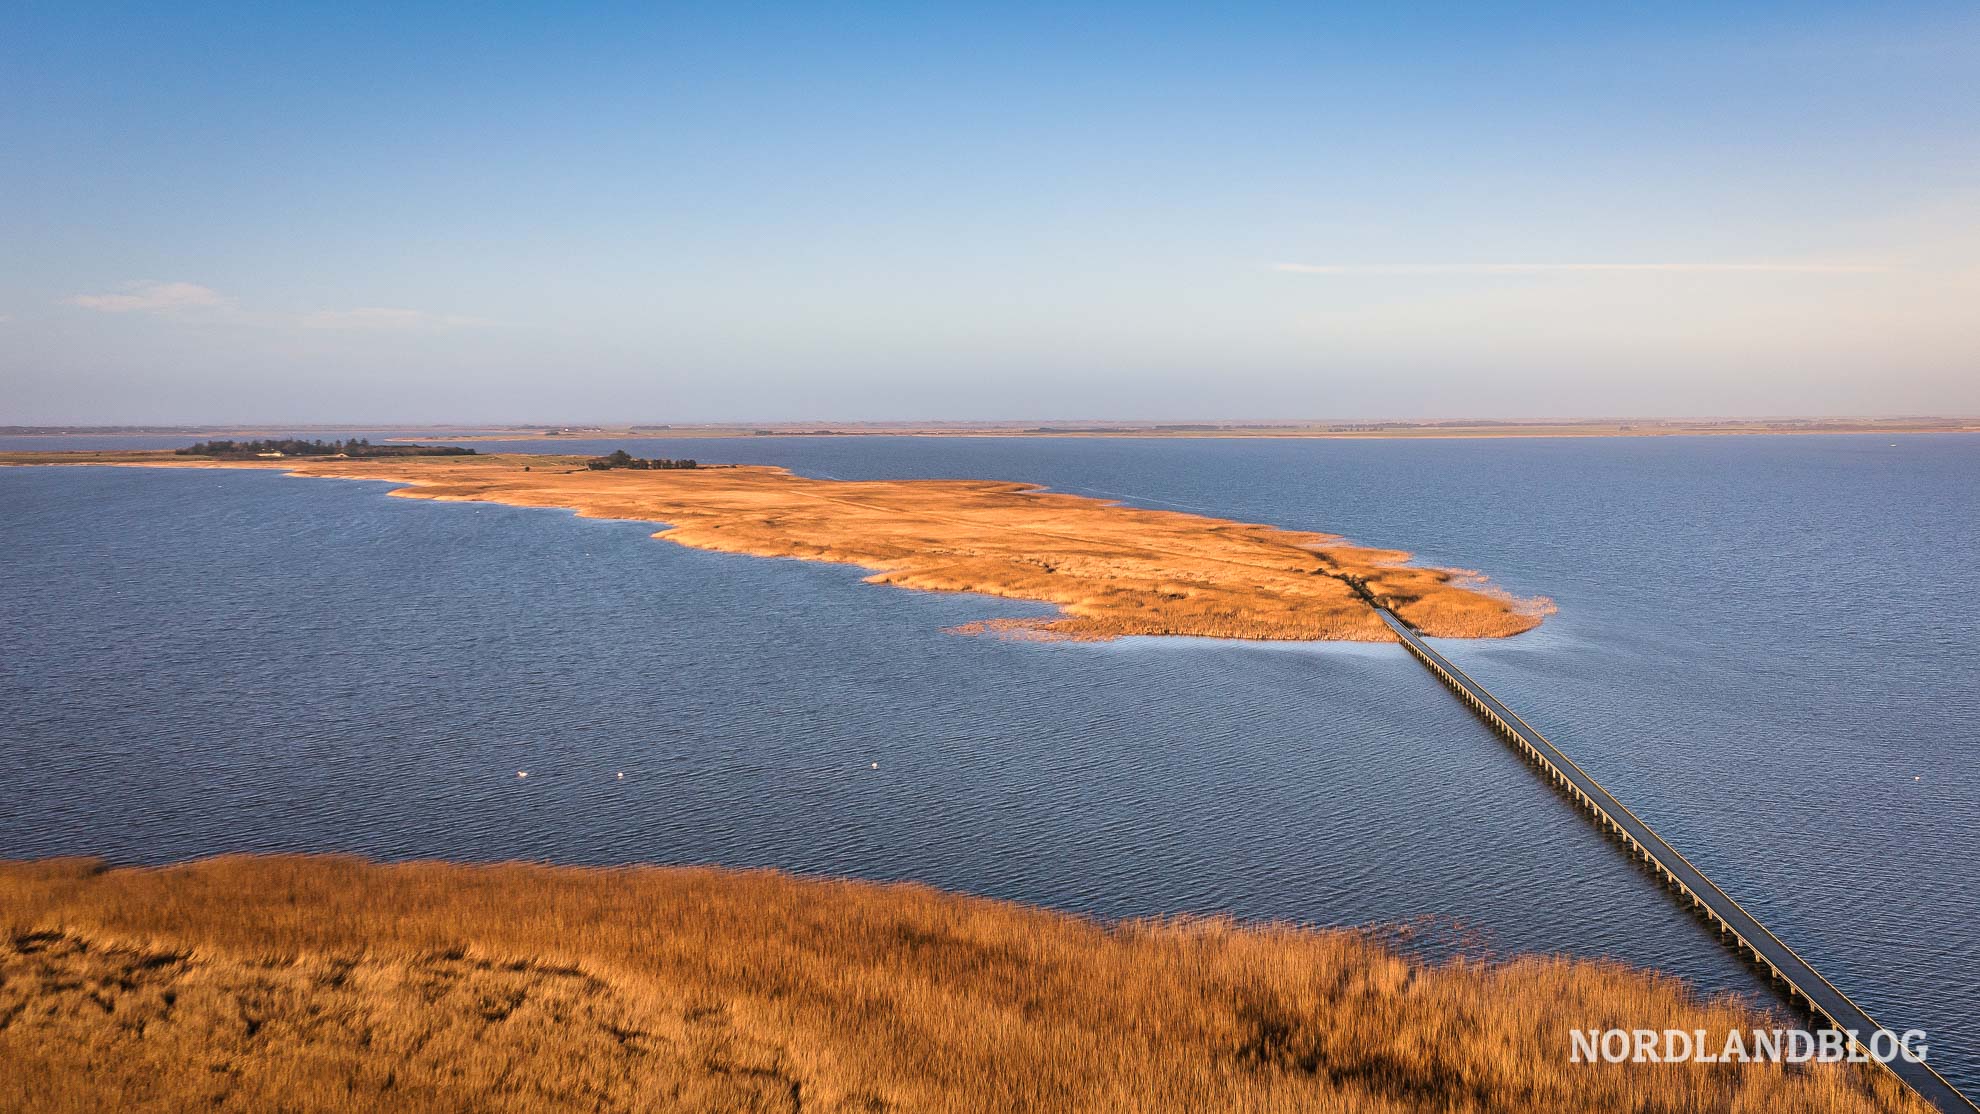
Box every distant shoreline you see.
[425,417,1980,442]
[4,417,1977,442]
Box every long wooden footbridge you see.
[1376,608,1978,1114]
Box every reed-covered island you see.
[0,449,1550,641]
[13,449,1864,1113]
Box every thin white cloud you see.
[59,284,495,331]
[299,306,496,331]
[1273,262,1893,275]
[65,280,231,312]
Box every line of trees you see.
[586,449,698,470]
[177,438,479,459]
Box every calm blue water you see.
[2,433,1976,1091]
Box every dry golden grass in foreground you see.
[0,451,1548,640]
[0,856,1923,1114]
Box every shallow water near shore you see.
[2,433,1976,1092]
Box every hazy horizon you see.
[5,413,1979,432]
[6,3,1978,424]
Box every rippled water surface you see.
[2,433,1976,1090]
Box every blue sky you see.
[3,2,1976,423]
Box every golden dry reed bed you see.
[0,856,1923,1114]
[2,451,1548,641]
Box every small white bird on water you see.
[616,772,625,780]
[517,770,528,779]
[870,762,879,769]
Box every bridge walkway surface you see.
[1376,608,1977,1114]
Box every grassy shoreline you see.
[0,854,1925,1113]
